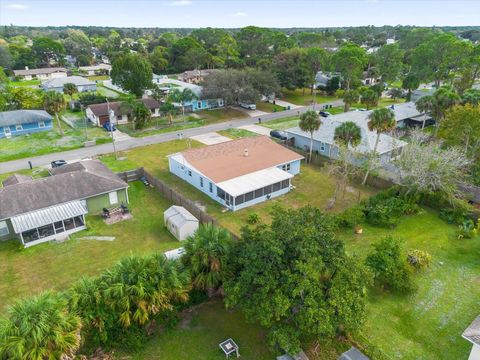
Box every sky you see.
[0,0,479,28]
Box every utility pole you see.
[106,98,118,160]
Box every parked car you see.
[103,121,116,131]
[51,160,67,168]
[270,130,288,141]
[319,111,331,117]
[239,103,257,110]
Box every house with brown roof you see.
[168,136,304,211]
[13,67,68,81]
[181,69,217,84]
[86,98,161,126]
[0,160,128,247]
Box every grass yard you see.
[280,88,339,106]
[261,115,300,130]
[339,210,480,360]
[255,101,285,113]
[127,300,274,360]
[0,182,179,310]
[217,128,259,139]
[100,140,373,235]
[9,79,41,87]
[86,75,110,81]
[0,115,111,162]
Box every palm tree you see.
[362,107,396,185]
[299,110,322,163]
[160,101,177,125]
[168,88,198,121]
[343,89,359,112]
[182,224,232,296]
[44,91,66,136]
[415,95,435,129]
[0,291,81,360]
[102,254,189,328]
[63,83,78,100]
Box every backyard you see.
[0,111,111,162]
[280,88,339,106]
[0,181,179,310]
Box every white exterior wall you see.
[178,221,199,241]
[86,107,99,125]
[469,344,480,360]
[51,72,68,79]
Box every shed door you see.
[109,191,118,205]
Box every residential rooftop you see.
[463,315,480,346]
[41,75,96,88]
[13,67,67,76]
[0,110,53,127]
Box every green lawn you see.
[127,300,274,360]
[261,115,299,130]
[0,182,178,310]
[280,88,339,106]
[217,128,259,139]
[0,114,111,162]
[338,210,480,360]
[86,75,109,81]
[255,101,285,113]
[10,79,41,87]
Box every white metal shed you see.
[164,205,199,241]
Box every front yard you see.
[280,88,339,106]
[0,181,178,310]
[0,113,111,162]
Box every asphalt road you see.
[0,100,343,174]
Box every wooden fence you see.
[116,168,145,183]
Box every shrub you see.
[407,249,432,270]
[457,219,478,239]
[366,236,415,293]
[246,212,260,225]
[363,193,420,228]
[336,205,366,228]
[439,201,471,225]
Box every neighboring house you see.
[315,71,342,89]
[286,109,408,166]
[164,205,199,241]
[338,347,369,360]
[463,315,480,360]
[86,98,161,126]
[79,63,112,76]
[151,75,224,111]
[388,102,433,128]
[13,67,67,81]
[181,69,217,84]
[0,160,129,247]
[168,136,304,211]
[40,76,97,93]
[0,110,53,139]
[411,88,436,103]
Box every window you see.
[37,224,55,238]
[281,179,290,189]
[200,177,204,187]
[217,187,225,200]
[188,170,192,177]
[38,121,45,128]
[209,182,213,193]
[263,185,272,195]
[245,191,254,202]
[255,188,263,198]
[320,142,325,152]
[109,191,118,205]
[64,218,75,231]
[0,221,9,237]
[73,216,84,228]
[54,221,64,234]
[15,124,23,131]
[273,182,281,192]
[117,115,123,120]
[282,163,291,172]
[235,195,244,205]
[197,101,202,109]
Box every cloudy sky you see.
[0,0,479,28]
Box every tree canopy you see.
[111,53,153,97]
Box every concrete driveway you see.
[233,106,268,118]
[190,132,232,145]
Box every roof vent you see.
[244,149,249,157]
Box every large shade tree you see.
[0,292,81,360]
[299,110,322,163]
[224,206,371,355]
[333,43,368,90]
[111,53,153,97]
[362,108,396,185]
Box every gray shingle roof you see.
[463,315,480,346]
[0,160,127,220]
[13,67,67,76]
[0,110,53,127]
[164,205,198,228]
[2,174,33,187]
[338,347,369,360]
[41,76,96,89]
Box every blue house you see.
[0,110,53,138]
[168,136,303,211]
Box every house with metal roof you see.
[86,98,161,126]
[0,110,53,138]
[168,136,304,211]
[463,315,480,360]
[163,205,199,241]
[0,160,129,247]
[13,67,68,81]
[286,107,409,166]
[40,76,97,93]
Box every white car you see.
[239,103,257,110]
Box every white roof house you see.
[79,63,112,75]
[152,75,203,97]
[463,315,480,360]
[40,76,97,93]
[164,205,199,241]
